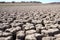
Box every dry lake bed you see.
[0,3,60,40]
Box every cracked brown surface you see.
[0,4,60,40]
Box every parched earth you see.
[0,4,60,40]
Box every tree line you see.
[0,1,42,3]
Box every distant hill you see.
[48,2,60,4]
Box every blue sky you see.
[0,0,60,3]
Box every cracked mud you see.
[0,4,60,40]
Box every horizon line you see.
[0,1,60,3]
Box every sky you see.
[0,0,60,3]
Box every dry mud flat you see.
[0,4,60,40]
